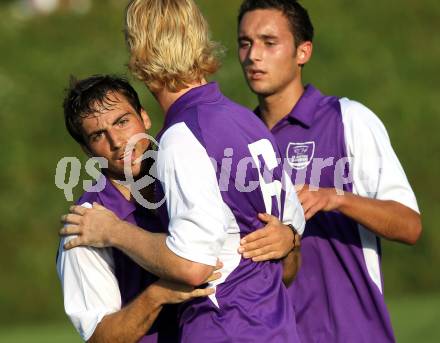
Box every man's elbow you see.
[405,213,422,245]
[181,263,214,287]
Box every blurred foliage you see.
[0,0,439,328]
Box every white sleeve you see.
[282,170,306,235]
[56,202,121,341]
[340,98,419,213]
[157,123,228,266]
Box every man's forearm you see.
[109,221,214,286]
[282,248,301,287]
[337,193,422,245]
[88,285,163,343]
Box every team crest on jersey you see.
[286,141,315,170]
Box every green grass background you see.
[0,0,439,340]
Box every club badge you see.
[286,141,315,170]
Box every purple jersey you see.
[155,82,304,342]
[264,85,418,342]
[58,176,178,343]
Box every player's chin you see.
[130,163,143,179]
[248,81,273,97]
[109,162,141,180]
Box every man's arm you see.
[61,206,214,287]
[57,234,124,341]
[88,279,216,343]
[294,99,423,245]
[238,213,299,261]
[296,186,421,244]
[238,213,301,283]
[281,248,301,287]
[238,170,305,263]
[57,220,221,343]
[339,194,421,244]
[88,284,162,343]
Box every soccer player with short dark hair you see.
[57,74,219,343]
[60,1,305,342]
[237,1,422,342]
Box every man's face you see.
[238,9,300,97]
[80,92,151,180]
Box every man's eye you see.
[265,41,276,46]
[91,133,103,142]
[239,41,251,48]
[118,119,129,127]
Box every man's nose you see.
[107,130,123,151]
[248,43,262,62]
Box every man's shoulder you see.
[311,94,386,135]
[162,97,267,145]
[339,98,387,133]
[204,94,258,121]
[199,96,270,137]
[75,190,102,207]
[303,84,340,111]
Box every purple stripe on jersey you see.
[267,84,395,342]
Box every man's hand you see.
[87,260,222,343]
[59,202,120,249]
[296,184,342,220]
[238,213,299,262]
[152,260,223,304]
[150,280,215,304]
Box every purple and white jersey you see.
[264,85,419,343]
[155,82,305,343]
[56,176,178,342]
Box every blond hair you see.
[125,0,222,92]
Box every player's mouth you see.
[117,148,139,166]
[247,68,266,81]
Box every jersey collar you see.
[164,81,223,128]
[287,84,323,128]
[95,175,137,220]
[254,84,323,129]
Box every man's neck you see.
[258,80,304,130]
[110,177,156,206]
[154,79,208,115]
[110,179,131,201]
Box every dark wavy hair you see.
[238,0,314,47]
[63,74,142,145]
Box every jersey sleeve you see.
[282,169,306,235]
[340,98,419,213]
[157,123,228,267]
[56,202,121,341]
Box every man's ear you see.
[296,41,313,66]
[140,108,152,130]
[80,144,93,157]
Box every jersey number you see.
[248,139,282,215]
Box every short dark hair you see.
[238,0,314,47]
[63,74,142,145]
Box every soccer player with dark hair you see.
[60,1,305,342]
[57,74,220,343]
[237,1,422,342]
